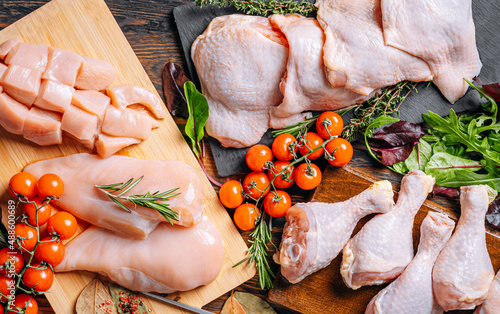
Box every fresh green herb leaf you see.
[195,0,318,16]
[424,152,482,178]
[184,81,209,158]
[363,116,401,172]
[404,139,432,171]
[392,161,409,174]
[437,171,500,192]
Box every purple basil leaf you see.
[433,186,460,198]
[373,142,414,166]
[486,198,500,230]
[372,121,424,147]
[162,62,190,119]
[474,77,500,102]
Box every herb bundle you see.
[195,0,317,16]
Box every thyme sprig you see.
[95,177,180,224]
[195,0,317,16]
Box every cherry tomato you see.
[316,111,343,139]
[246,144,273,172]
[242,172,270,199]
[7,294,38,314]
[0,304,3,314]
[14,223,37,252]
[298,132,324,159]
[263,190,292,218]
[8,173,37,199]
[0,275,15,302]
[268,161,295,189]
[0,249,24,276]
[22,263,53,292]
[325,138,353,167]
[294,163,322,190]
[36,173,64,199]
[34,237,64,267]
[233,203,259,231]
[23,198,53,227]
[272,134,297,161]
[219,180,244,209]
[46,212,77,240]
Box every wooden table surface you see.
[0,1,461,313]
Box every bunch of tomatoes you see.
[219,111,353,231]
[0,172,78,314]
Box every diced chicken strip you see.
[0,93,29,134]
[61,105,99,149]
[0,63,6,93]
[101,106,159,140]
[107,84,165,119]
[4,42,48,72]
[22,106,62,146]
[75,56,116,91]
[0,64,42,106]
[0,39,20,59]
[34,79,74,113]
[71,90,110,120]
[42,47,84,87]
[95,133,141,159]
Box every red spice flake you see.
[105,299,112,305]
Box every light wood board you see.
[0,0,255,312]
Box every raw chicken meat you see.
[61,105,99,148]
[274,180,394,284]
[34,79,74,113]
[75,55,116,91]
[267,14,373,129]
[315,0,433,96]
[192,14,288,148]
[42,47,84,87]
[0,64,42,106]
[55,216,224,293]
[474,270,500,314]
[433,185,494,311]
[0,39,20,59]
[380,0,481,103]
[341,170,435,289]
[107,84,165,119]
[71,90,110,120]
[101,106,159,140]
[365,211,455,314]
[95,134,141,159]
[4,42,48,72]
[0,92,29,134]
[24,153,204,239]
[22,106,62,146]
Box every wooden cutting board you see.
[268,166,500,314]
[0,0,255,313]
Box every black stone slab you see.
[174,1,500,177]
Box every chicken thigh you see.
[433,185,494,311]
[365,211,455,314]
[274,180,394,284]
[474,270,500,314]
[341,170,435,289]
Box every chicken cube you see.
[71,90,110,120]
[0,39,20,59]
[101,106,159,140]
[107,84,165,119]
[75,56,116,91]
[0,92,29,134]
[95,133,141,158]
[4,42,49,72]
[42,47,84,87]
[61,105,99,149]
[34,79,75,113]
[0,64,42,106]
[22,106,62,146]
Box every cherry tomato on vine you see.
[36,173,64,199]
[8,172,37,199]
[242,172,270,199]
[23,198,53,227]
[0,248,24,276]
[34,237,64,267]
[246,144,273,172]
[45,212,77,240]
[298,132,324,159]
[325,138,353,167]
[14,223,37,252]
[233,203,259,231]
[316,111,343,139]
[0,275,14,302]
[22,262,53,292]
[219,180,244,209]
[295,163,322,190]
[272,133,297,161]
[7,294,38,314]
[263,190,292,218]
[0,304,3,314]
[268,161,295,189]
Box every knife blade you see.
[140,291,214,314]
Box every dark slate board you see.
[174,1,500,177]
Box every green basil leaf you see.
[184,81,209,158]
[424,152,481,178]
[405,139,432,171]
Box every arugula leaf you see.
[424,152,482,178]
[405,139,432,171]
[184,81,209,158]
[437,170,500,192]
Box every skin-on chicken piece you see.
[267,14,373,129]
[34,79,75,113]
[107,85,165,119]
[192,14,288,148]
[95,133,141,159]
[0,39,20,59]
[55,216,224,293]
[365,211,455,314]
[22,106,62,146]
[433,185,494,311]
[341,170,435,289]
[4,42,48,72]
[315,0,432,96]
[61,105,99,148]
[0,92,29,134]
[0,64,42,106]
[474,270,500,314]
[274,180,394,284]
[101,106,159,140]
[42,47,84,87]
[380,0,481,103]
[24,153,205,239]
[71,90,110,120]
[75,55,116,91]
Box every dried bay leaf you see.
[234,292,277,314]
[76,278,117,314]
[221,293,245,314]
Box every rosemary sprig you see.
[95,177,181,224]
[195,0,317,16]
